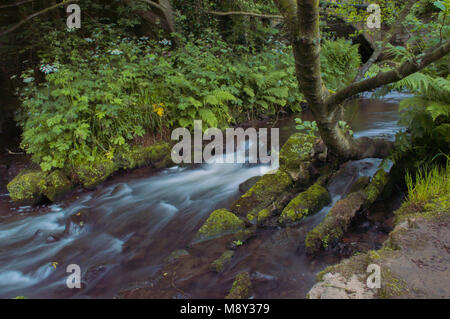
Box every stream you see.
[0,93,407,299]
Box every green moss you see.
[348,176,371,194]
[225,272,252,299]
[116,142,173,170]
[305,192,366,254]
[75,157,115,189]
[279,133,316,171]
[257,208,271,224]
[43,170,73,202]
[363,169,389,206]
[210,250,234,273]
[379,269,409,299]
[193,209,245,242]
[231,169,293,216]
[7,170,47,205]
[279,183,331,225]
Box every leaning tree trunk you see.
[278,0,378,161]
[274,0,449,161]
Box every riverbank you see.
[307,175,450,299]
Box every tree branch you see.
[273,0,298,34]
[354,0,417,82]
[0,0,79,37]
[326,40,450,110]
[0,0,37,10]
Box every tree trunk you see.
[273,0,449,162]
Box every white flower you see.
[108,49,123,55]
[84,38,95,43]
[23,77,34,83]
[159,39,172,46]
[39,64,59,75]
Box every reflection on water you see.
[0,95,405,298]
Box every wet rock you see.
[75,158,115,190]
[279,182,331,225]
[46,234,61,243]
[227,227,257,249]
[44,170,73,202]
[305,167,391,254]
[305,192,366,254]
[238,176,261,194]
[193,209,245,243]
[7,169,47,205]
[231,169,293,217]
[116,142,173,170]
[226,272,252,299]
[210,250,234,273]
[69,209,89,224]
[279,133,316,183]
[308,273,375,299]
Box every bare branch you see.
[326,40,450,110]
[0,0,37,10]
[354,0,417,82]
[0,0,79,37]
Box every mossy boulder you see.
[75,158,115,189]
[7,170,47,205]
[210,250,234,273]
[279,133,316,182]
[116,142,173,170]
[231,169,293,217]
[279,183,331,225]
[225,272,252,299]
[193,209,245,243]
[43,170,73,202]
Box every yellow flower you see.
[156,107,164,117]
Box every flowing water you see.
[0,94,406,299]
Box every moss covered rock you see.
[279,133,316,182]
[76,158,115,189]
[363,169,389,206]
[279,183,331,225]
[193,209,245,243]
[225,272,252,299]
[231,169,293,217]
[7,170,47,205]
[305,192,366,254]
[44,170,73,202]
[305,165,391,254]
[116,142,173,170]
[210,250,234,273]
